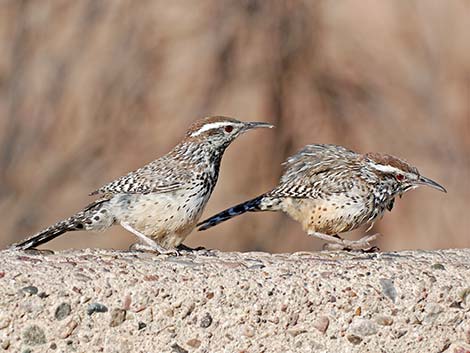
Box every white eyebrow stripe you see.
[190,122,233,137]
[368,162,402,174]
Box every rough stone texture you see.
[0,248,469,353]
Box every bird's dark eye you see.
[224,125,233,133]
[396,174,405,181]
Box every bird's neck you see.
[371,178,401,212]
[171,141,227,172]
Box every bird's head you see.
[365,152,446,196]
[186,116,274,149]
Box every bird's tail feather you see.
[198,194,274,231]
[11,217,84,250]
[10,198,112,250]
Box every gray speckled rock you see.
[349,318,378,337]
[87,303,108,315]
[54,303,71,321]
[109,308,126,327]
[1,248,470,352]
[0,317,10,330]
[22,325,46,346]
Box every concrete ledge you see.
[0,248,470,353]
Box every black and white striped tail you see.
[198,194,276,231]
[10,217,84,250]
[10,198,111,250]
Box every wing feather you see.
[90,158,191,196]
[272,144,360,198]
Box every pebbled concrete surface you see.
[0,248,470,353]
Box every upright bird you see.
[11,116,273,253]
[198,144,446,250]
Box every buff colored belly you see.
[109,190,209,247]
[282,196,372,235]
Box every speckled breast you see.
[109,187,210,245]
[282,193,374,235]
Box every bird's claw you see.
[176,244,216,256]
[176,244,207,252]
[323,233,380,252]
[129,243,180,256]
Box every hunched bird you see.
[198,144,446,250]
[11,116,273,254]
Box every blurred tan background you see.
[0,0,468,252]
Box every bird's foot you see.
[177,244,217,257]
[323,233,380,252]
[121,222,180,255]
[176,244,207,252]
[129,243,180,256]
[360,245,381,253]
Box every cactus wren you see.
[198,144,446,250]
[11,116,273,253]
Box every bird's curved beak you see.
[242,121,275,132]
[416,175,447,193]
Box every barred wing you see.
[272,144,361,198]
[90,158,191,195]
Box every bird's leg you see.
[121,222,179,255]
[129,243,180,256]
[308,231,379,251]
[337,233,380,251]
[308,232,347,246]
